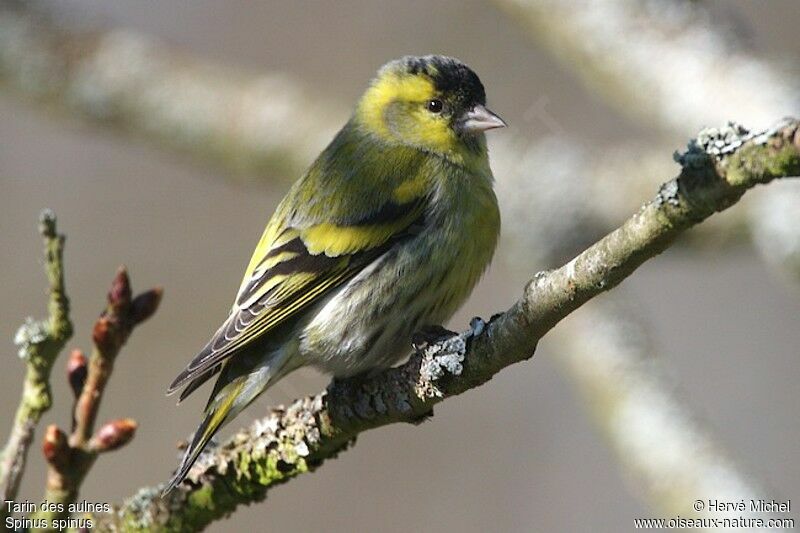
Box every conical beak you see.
[461,104,507,133]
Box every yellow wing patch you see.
[169,154,431,395]
[167,215,413,394]
[300,222,404,256]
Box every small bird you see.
[164,55,505,494]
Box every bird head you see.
[356,55,505,162]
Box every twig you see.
[32,268,162,529]
[87,120,799,531]
[0,210,72,517]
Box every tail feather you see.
[163,345,295,496]
[162,382,242,496]
[176,364,222,405]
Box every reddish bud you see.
[92,315,116,353]
[42,424,67,464]
[92,418,137,452]
[67,349,87,398]
[131,287,163,324]
[107,266,132,314]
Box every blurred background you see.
[1,1,799,531]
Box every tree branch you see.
[86,120,799,531]
[492,0,800,133]
[0,210,72,517]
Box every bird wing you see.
[167,165,428,394]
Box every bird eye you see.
[427,99,443,113]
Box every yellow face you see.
[356,62,496,166]
[358,69,458,152]
[355,56,505,168]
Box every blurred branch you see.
[493,0,800,279]
[551,298,767,519]
[88,121,799,531]
[32,268,162,528]
[495,135,775,518]
[493,0,799,132]
[0,210,72,518]
[0,1,337,182]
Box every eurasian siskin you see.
[164,55,505,493]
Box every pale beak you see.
[460,104,507,133]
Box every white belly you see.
[298,227,492,377]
